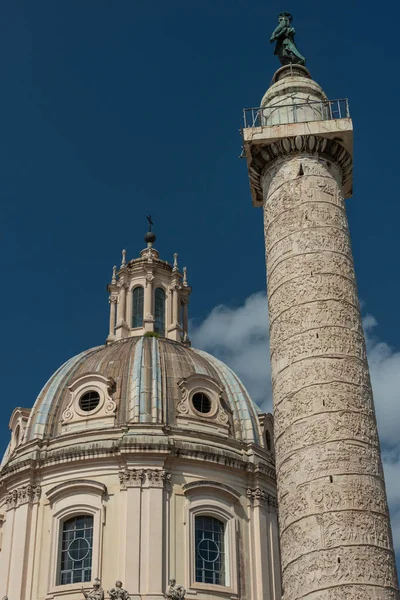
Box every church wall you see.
[0,449,278,600]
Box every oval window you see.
[192,392,212,414]
[79,391,100,412]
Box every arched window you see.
[265,429,272,451]
[132,286,144,328]
[195,515,225,586]
[59,515,93,585]
[154,287,166,336]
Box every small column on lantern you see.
[180,267,191,346]
[106,265,119,344]
[107,296,117,342]
[143,225,157,332]
[115,281,129,339]
[172,285,179,325]
[114,255,130,339]
[167,257,183,341]
[143,271,155,332]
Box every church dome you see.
[0,223,277,600]
[18,336,262,450]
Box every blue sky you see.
[1,0,400,559]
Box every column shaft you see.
[262,153,398,600]
[144,277,154,332]
[140,481,165,597]
[172,287,179,325]
[117,285,126,324]
[7,503,30,599]
[108,297,116,338]
[182,301,188,334]
[124,487,141,595]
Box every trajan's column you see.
[242,12,399,600]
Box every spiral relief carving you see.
[262,154,399,599]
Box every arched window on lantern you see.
[132,286,144,328]
[154,287,166,336]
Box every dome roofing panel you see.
[25,337,262,445]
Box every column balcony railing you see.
[242,98,350,129]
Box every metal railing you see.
[243,98,350,129]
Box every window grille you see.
[59,515,93,585]
[195,515,225,586]
[154,288,166,336]
[192,392,212,414]
[79,391,100,412]
[132,286,144,328]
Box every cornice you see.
[0,434,276,486]
[249,134,352,204]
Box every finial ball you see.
[144,231,156,244]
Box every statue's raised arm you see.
[81,579,104,600]
[269,12,306,66]
[165,578,186,599]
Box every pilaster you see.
[119,469,145,598]
[115,278,129,339]
[4,485,41,599]
[247,487,278,600]
[107,295,118,343]
[167,277,182,342]
[119,468,170,599]
[140,469,170,598]
[144,271,155,332]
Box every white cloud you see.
[192,292,272,411]
[193,292,400,554]
[363,315,400,449]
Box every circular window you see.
[79,390,100,412]
[67,537,90,561]
[192,392,212,414]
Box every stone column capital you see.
[247,487,277,510]
[247,134,352,206]
[6,484,41,510]
[118,468,171,490]
[118,468,145,489]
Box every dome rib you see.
[21,338,262,446]
[194,349,262,444]
[28,347,101,441]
